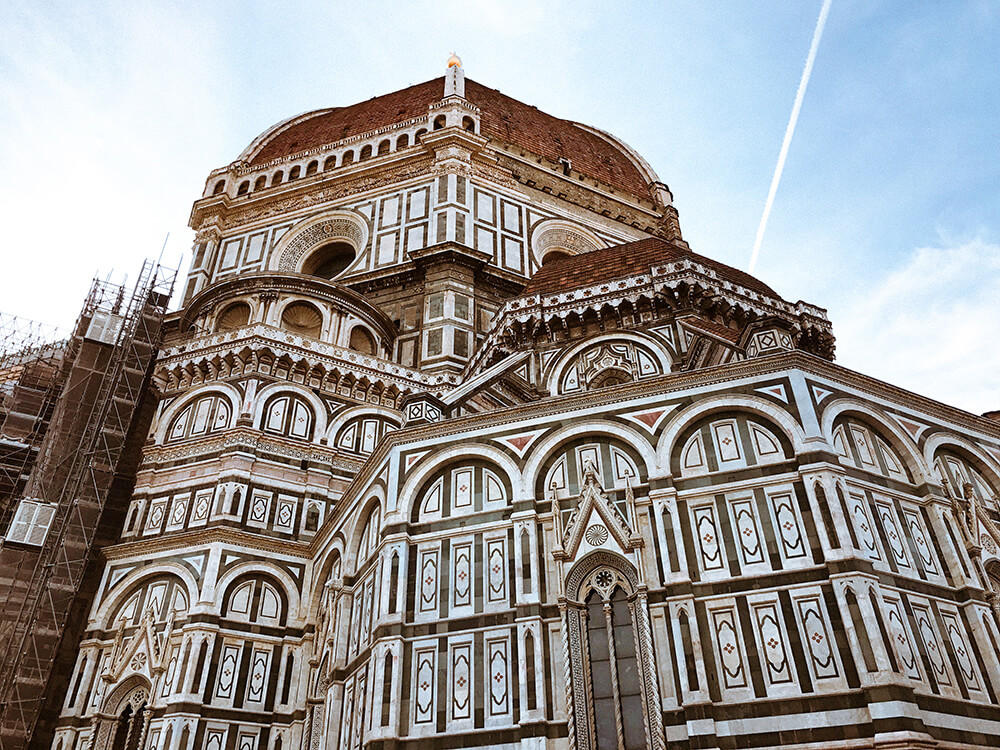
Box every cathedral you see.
[4,57,1000,750]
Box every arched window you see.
[212,180,226,195]
[280,301,323,338]
[831,416,912,482]
[396,133,409,149]
[288,165,301,180]
[110,575,189,631]
[358,504,381,563]
[301,242,356,280]
[414,129,427,144]
[224,576,285,625]
[216,301,251,331]
[261,393,315,440]
[305,160,318,176]
[359,144,373,160]
[348,326,376,355]
[342,150,354,165]
[416,462,509,522]
[433,115,446,130]
[323,155,337,170]
[462,116,476,133]
[253,175,267,191]
[271,170,284,186]
[565,556,658,750]
[334,415,398,456]
[237,181,249,196]
[935,447,998,510]
[167,394,232,442]
[673,412,789,478]
[377,139,390,155]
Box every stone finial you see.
[445,54,465,98]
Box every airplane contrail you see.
[748,0,833,274]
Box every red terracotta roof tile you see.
[248,78,652,200]
[521,237,779,299]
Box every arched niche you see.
[544,331,674,395]
[818,399,929,485]
[529,218,603,268]
[270,211,369,274]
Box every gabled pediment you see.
[560,462,639,560]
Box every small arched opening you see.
[323,155,337,170]
[236,181,249,196]
[212,180,226,196]
[433,115,446,130]
[271,170,284,186]
[359,144,373,161]
[280,302,323,339]
[462,116,476,133]
[253,175,267,191]
[301,242,357,280]
[348,326,377,356]
[305,160,318,176]
[396,133,410,149]
[216,301,251,332]
[288,165,301,180]
[377,139,390,155]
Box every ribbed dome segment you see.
[245,78,653,201]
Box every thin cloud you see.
[833,239,1000,415]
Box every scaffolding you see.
[0,317,67,513]
[0,260,175,750]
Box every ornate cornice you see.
[138,427,366,473]
[102,523,313,560]
[309,350,1000,554]
[156,324,456,394]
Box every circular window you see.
[216,302,251,331]
[281,302,323,338]
[301,242,357,280]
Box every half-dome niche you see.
[301,242,357,280]
[216,301,251,332]
[280,302,323,339]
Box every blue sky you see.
[1,1,997,413]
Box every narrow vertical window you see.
[814,483,840,549]
[524,631,537,711]
[680,608,698,691]
[846,589,877,672]
[585,592,617,750]
[869,589,899,672]
[520,530,532,595]
[388,552,399,614]
[381,654,393,726]
[281,653,294,704]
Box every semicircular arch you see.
[522,420,659,497]
[153,383,243,444]
[93,564,199,628]
[251,381,329,441]
[657,394,806,462]
[269,210,369,274]
[819,399,930,484]
[544,330,675,394]
[395,443,521,519]
[214,561,302,622]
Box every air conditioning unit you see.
[85,311,124,345]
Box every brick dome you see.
[240,77,658,202]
